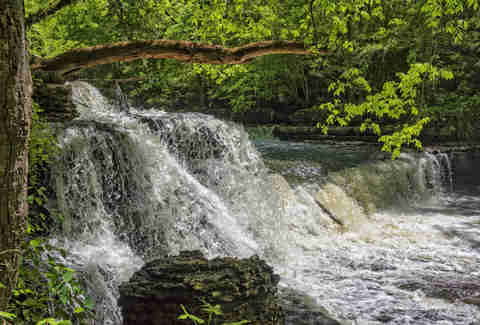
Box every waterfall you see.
[47,82,478,325]
[50,82,336,323]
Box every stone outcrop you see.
[118,250,284,325]
[397,273,480,307]
[272,126,379,142]
[32,71,79,122]
[279,288,344,325]
[33,82,79,122]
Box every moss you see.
[119,251,284,325]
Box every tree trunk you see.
[0,0,32,311]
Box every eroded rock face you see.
[119,250,284,325]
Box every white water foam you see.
[49,82,480,324]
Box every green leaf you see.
[189,314,205,324]
[0,312,16,320]
[63,270,74,283]
[74,307,85,314]
[84,296,94,309]
[222,321,250,325]
[29,238,42,249]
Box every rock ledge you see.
[119,250,284,325]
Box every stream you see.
[256,140,480,324]
[48,82,480,324]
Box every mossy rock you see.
[119,250,284,325]
[272,126,378,142]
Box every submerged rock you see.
[280,288,345,325]
[118,250,284,325]
[396,273,480,305]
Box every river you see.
[48,82,480,324]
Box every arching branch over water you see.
[31,40,321,75]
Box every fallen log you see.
[32,40,318,76]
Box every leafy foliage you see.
[317,63,454,157]
[0,100,94,324]
[29,101,58,190]
[27,100,60,235]
[178,302,249,325]
[7,238,94,325]
[424,93,480,140]
[25,0,480,156]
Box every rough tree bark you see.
[0,0,32,312]
[32,40,317,75]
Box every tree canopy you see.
[25,0,480,154]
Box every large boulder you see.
[118,250,284,325]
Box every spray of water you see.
[48,82,480,324]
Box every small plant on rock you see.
[178,301,249,325]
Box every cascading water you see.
[48,82,480,324]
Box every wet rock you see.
[461,295,480,306]
[396,274,480,304]
[33,81,78,122]
[280,288,345,325]
[375,308,458,323]
[272,126,378,142]
[138,114,229,161]
[314,183,369,228]
[118,250,284,325]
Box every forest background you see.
[28,0,480,155]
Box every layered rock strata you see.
[119,250,284,325]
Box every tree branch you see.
[26,0,80,27]
[164,9,179,25]
[32,40,324,75]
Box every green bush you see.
[424,94,480,141]
[7,239,94,325]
